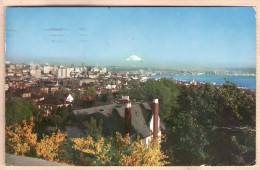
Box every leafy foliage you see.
[165,82,255,165]
[71,136,111,165]
[6,118,69,163]
[116,78,179,120]
[71,132,169,166]
[36,130,68,162]
[46,106,70,129]
[5,97,36,126]
[83,87,97,97]
[5,117,37,156]
[83,116,103,140]
[119,135,169,166]
[108,132,130,164]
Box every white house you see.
[66,94,74,103]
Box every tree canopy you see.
[71,132,169,166]
[116,78,179,120]
[83,87,97,97]
[5,97,37,126]
[46,106,70,129]
[165,82,255,165]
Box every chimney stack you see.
[153,99,159,139]
[10,87,13,98]
[125,102,132,135]
[122,96,129,104]
[64,97,67,104]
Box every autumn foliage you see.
[6,118,168,166]
[6,117,68,163]
[71,132,169,166]
[71,136,111,165]
[119,135,169,166]
[5,117,37,156]
[36,130,67,162]
[110,132,130,159]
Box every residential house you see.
[39,81,59,94]
[67,97,165,143]
[36,94,73,117]
[11,89,31,98]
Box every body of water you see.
[148,75,256,90]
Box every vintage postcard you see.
[1,1,258,169]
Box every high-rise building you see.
[62,68,66,78]
[66,68,74,78]
[57,68,67,78]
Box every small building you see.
[79,78,96,86]
[39,81,59,94]
[36,94,72,117]
[11,89,31,98]
[31,94,45,103]
[66,94,74,103]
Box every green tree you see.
[72,90,81,101]
[84,87,96,98]
[165,82,255,166]
[50,114,63,130]
[47,106,70,129]
[206,83,255,165]
[127,78,179,120]
[5,97,36,126]
[142,78,179,119]
[83,117,103,140]
[56,106,70,123]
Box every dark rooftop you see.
[37,96,64,105]
[72,103,165,138]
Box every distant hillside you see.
[223,67,256,74]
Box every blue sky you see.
[6,7,256,69]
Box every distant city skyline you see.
[6,7,256,70]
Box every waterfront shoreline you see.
[148,74,256,91]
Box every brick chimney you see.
[64,97,67,104]
[152,99,159,139]
[10,87,13,98]
[122,96,129,104]
[125,102,132,136]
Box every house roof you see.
[12,89,31,97]
[66,94,74,102]
[37,96,64,105]
[30,93,43,99]
[72,103,165,138]
[114,104,152,138]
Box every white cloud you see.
[126,55,143,62]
